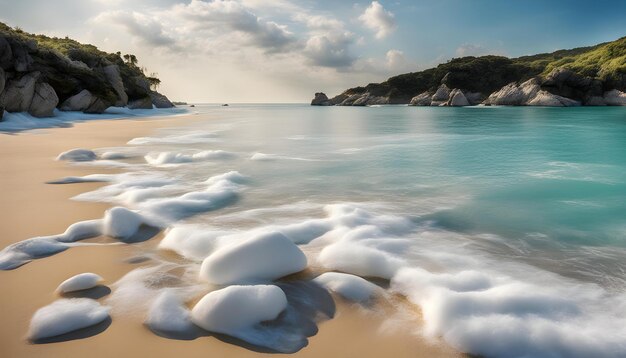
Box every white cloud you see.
[359,1,396,39]
[172,0,296,53]
[92,11,176,48]
[304,31,356,68]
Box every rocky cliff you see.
[312,36,626,107]
[0,23,174,120]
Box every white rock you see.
[57,273,103,293]
[28,299,110,340]
[528,91,581,107]
[409,92,431,106]
[604,89,626,106]
[191,285,287,334]
[199,231,307,285]
[314,272,381,302]
[447,89,470,106]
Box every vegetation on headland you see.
[335,36,626,103]
[0,22,172,114]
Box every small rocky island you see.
[0,23,174,120]
[313,36,626,107]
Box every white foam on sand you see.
[191,285,289,349]
[57,273,103,293]
[0,107,187,133]
[128,131,218,145]
[28,298,110,341]
[314,272,381,302]
[145,290,193,334]
[56,148,98,162]
[145,150,236,166]
[159,225,231,261]
[0,207,152,269]
[390,266,626,357]
[102,207,147,239]
[250,152,321,162]
[200,231,307,285]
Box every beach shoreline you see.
[0,115,460,358]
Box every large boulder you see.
[409,92,431,106]
[0,67,5,95]
[446,89,470,106]
[485,78,540,105]
[149,91,174,108]
[339,93,364,106]
[542,68,602,100]
[0,72,39,112]
[128,96,153,109]
[60,89,94,111]
[29,82,58,117]
[11,42,33,72]
[430,84,450,106]
[60,89,110,113]
[528,90,581,107]
[311,92,331,106]
[103,65,128,106]
[0,37,12,70]
[603,89,626,106]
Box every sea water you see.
[5,104,626,357]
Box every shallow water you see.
[5,104,626,357]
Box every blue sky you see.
[1,0,625,102]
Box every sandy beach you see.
[0,115,460,358]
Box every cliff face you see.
[313,37,626,107]
[0,23,174,119]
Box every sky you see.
[1,0,625,103]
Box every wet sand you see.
[0,115,461,357]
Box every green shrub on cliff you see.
[337,36,626,101]
[0,22,161,104]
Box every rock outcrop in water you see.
[0,22,175,119]
[312,36,626,107]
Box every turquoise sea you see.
[4,104,626,357]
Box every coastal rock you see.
[134,76,151,93]
[149,91,174,108]
[0,106,3,121]
[528,90,581,107]
[0,36,12,70]
[128,96,153,109]
[60,89,95,111]
[0,67,5,95]
[446,89,470,106]
[352,94,371,106]
[103,65,128,106]
[60,89,110,113]
[603,89,626,106]
[409,92,432,106]
[85,97,110,114]
[584,96,606,106]
[329,94,348,105]
[465,91,485,105]
[0,71,39,112]
[542,68,602,100]
[340,93,365,106]
[311,92,331,106]
[485,78,540,105]
[29,82,58,117]
[430,84,450,106]
[11,42,34,72]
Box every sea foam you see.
[28,299,110,341]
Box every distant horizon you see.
[2,0,625,103]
